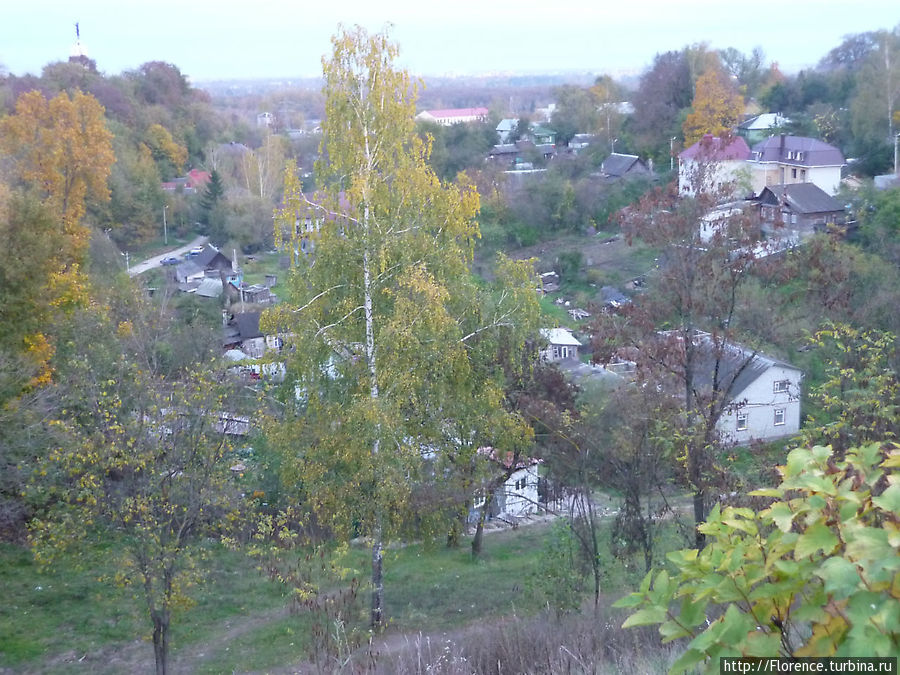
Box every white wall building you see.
[415,107,489,126]
[678,135,752,198]
[712,346,803,444]
[747,135,845,196]
[540,327,582,362]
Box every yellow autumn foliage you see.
[682,69,744,146]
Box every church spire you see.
[69,20,95,71]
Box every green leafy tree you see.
[592,184,762,549]
[802,323,899,454]
[266,27,539,629]
[527,520,585,616]
[615,442,900,670]
[29,297,244,675]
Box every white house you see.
[471,449,541,522]
[540,327,582,362]
[705,341,803,444]
[737,112,790,145]
[499,462,540,518]
[415,107,489,126]
[747,135,845,196]
[678,134,752,198]
[496,118,519,143]
[698,202,750,243]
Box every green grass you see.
[0,541,287,670]
[383,526,550,631]
[538,295,574,328]
[0,542,142,666]
[239,251,288,286]
[1,516,687,672]
[0,524,555,671]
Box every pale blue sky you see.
[1,0,897,82]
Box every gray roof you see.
[175,260,204,282]
[233,312,263,340]
[489,144,520,156]
[601,153,648,177]
[691,338,800,399]
[195,277,223,298]
[759,183,845,215]
[750,135,844,167]
[194,245,231,269]
[601,286,629,305]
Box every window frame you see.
[774,408,786,426]
[736,412,749,432]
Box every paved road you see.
[127,235,209,277]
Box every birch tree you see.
[265,27,538,629]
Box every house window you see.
[792,168,797,179]
[774,409,785,426]
[552,346,560,359]
[736,413,748,432]
[774,380,790,394]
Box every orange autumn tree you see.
[0,89,114,381]
[682,68,744,146]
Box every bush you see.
[615,442,900,670]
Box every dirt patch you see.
[505,232,655,282]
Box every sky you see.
[1,1,898,83]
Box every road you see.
[126,235,209,277]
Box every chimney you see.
[779,133,786,159]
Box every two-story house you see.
[678,134,752,198]
[756,183,848,239]
[747,135,845,196]
[700,340,803,444]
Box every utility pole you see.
[163,204,169,245]
[670,137,677,172]
[894,132,899,177]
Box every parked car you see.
[189,246,205,256]
[160,256,179,266]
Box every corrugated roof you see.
[195,277,223,298]
[420,107,489,119]
[541,327,582,347]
